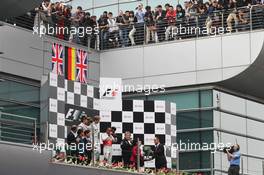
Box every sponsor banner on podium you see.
[100,78,122,111]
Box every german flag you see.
[65,46,76,80]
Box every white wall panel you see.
[247,157,263,175]
[144,41,196,76]
[246,100,264,120]
[100,47,144,78]
[143,72,196,88]
[219,92,246,115]
[247,119,264,140]
[196,37,222,70]
[220,113,247,135]
[250,31,264,63]
[247,138,264,158]
[196,69,222,84]
[222,33,251,67]
[214,110,221,129]
[222,66,248,80]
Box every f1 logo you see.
[102,88,118,98]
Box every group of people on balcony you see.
[34,0,264,49]
[64,115,167,173]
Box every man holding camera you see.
[226,144,241,175]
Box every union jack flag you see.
[76,49,88,83]
[51,43,64,75]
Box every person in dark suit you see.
[66,125,77,156]
[66,125,77,163]
[153,136,167,171]
[67,125,77,145]
[120,131,134,167]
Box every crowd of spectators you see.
[34,0,264,50]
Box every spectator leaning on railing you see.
[144,6,157,44]
[135,3,145,45]
[98,11,109,50]
[155,5,167,42]
[116,10,130,47]
[128,11,138,46]
[165,5,177,41]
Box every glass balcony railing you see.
[3,5,264,51]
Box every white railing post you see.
[45,121,48,145]
[92,124,95,167]
[210,152,214,175]
[176,149,180,173]
[250,6,253,31]
[34,119,37,144]
[241,156,244,175]
[137,138,140,172]
[262,160,264,175]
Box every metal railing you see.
[0,111,39,145]
[3,5,264,51]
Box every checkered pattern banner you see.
[41,72,177,168]
[45,72,100,144]
[100,100,177,168]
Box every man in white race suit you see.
[91,115,101,164]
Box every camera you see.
[223,145,240,154]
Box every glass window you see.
[201,110,213,128]
[124,90,213,110]
[0,100,39,144]
[177,112,200,129]
[177,131,213,145]
[177,131,201,144]
[0,100,40,120]
[179,151,211,170]
[0,80,40,106]
[201,90,213,108]
[147,91,199,110]
[177,111,213,130]
[179,152,201,170]
[0,77,40,125]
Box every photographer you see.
[226,144,241,175]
